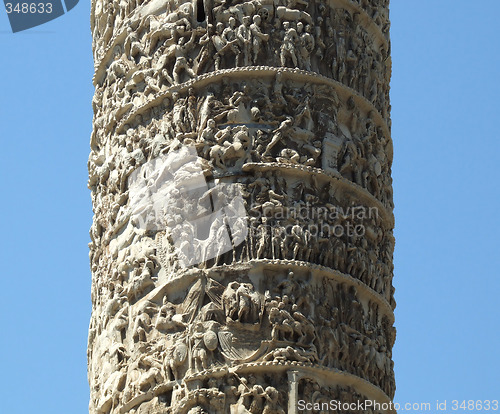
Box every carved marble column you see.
[88,0,395,413]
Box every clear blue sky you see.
[0,1,498,412]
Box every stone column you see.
[88,0,396,413]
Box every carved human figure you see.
[191,325,209,372]
[194,24,215,73]
[172,32,198,84]
[250,15,269,64]
[297,22,314,71]
[237,16,252,66]
[262,118,293,159]
[269,306,294,341]
[280,21,299,67]
[262,386,285,414]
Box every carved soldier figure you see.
[237,16,252,66]
[250,15,269,64]
[222,17,242,67]
[262,118,293,159]
[172,31,198,83]
[297,22,315,71]
[280,21,299,67]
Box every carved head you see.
[113,45,122,59]
[259,7,269,21]
[250,107,260,120]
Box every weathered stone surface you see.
[88,0,395,412]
